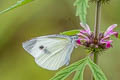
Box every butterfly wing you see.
[22,35,76,70]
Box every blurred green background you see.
[0,0,120,80]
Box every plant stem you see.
[93,52,98,64]
[94,0,101,40]
[92,0,102,80]
[92,52,98,80]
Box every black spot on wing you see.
[39,45,44,49]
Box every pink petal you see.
[77,33,89,41]
[111,32,118,37]
[80,30,88,34]
[114,32,118,37]
[100,40,112,48]
[76,38,89,45]
[78,32,88,38]
[101,36,110,41]
[76,39,81,44]
[105,31,118,38]
[106,42,111,48]
[80,22,91,35]
[104,24,117,37]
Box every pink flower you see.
[80,23,91,35]
[100,24,118,48]
[104,24,118,38]
[76,23,92,45]
[76,23,118,49]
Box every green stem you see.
[92,0,102,80]
[93,52,99,80]
[94,0,101,40]
[91,52,99,80]
[93,52,98,64]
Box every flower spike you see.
[76,23,118,52]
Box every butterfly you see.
[22,34,79,70]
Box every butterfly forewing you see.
[22,35,77,70]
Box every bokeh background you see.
[0,0,120,80]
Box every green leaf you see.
[60,30,80,36]
[0,0,34,14]
[50,57,87,80]
[50,57,107,80]
[73,63,86,80]
[87,57,107,80]
[74,0,89,24]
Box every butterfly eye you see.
[39,45,44,49]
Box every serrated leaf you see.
[60,30,80,36]
[87,57,107,80]
[0,0,34,14]
[74,0,89,24]
[73,63,86,80]
[50,56,107,80]
[50,57,87,80]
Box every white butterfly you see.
[22,34,78,70]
